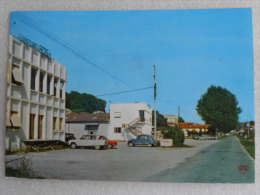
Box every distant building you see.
[6,35,67,151]
[179,122,209,136]
[163,115,178,126]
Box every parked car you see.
[193,134,200,140]
[98,136,118,149]
[199,135,214,140]
[128,134,156,147]
[68,135,108,150]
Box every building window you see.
[39,71,45,93]
[11,65,24,85]
[53,78,58,97]
[60,118,63,130]
[9,111,22,128]
[60,80,64,99]
[53,117,58,130]
[114,112,121,118]
[31,67,37,90]
[85,124,99,130]
[47,75,52,95]
[114,127,121,133]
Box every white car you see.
[68,135,108,150]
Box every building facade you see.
[65,112,110,139]
[163,115,178,127]
[6,35,67,151]
[179,122,209,136]
[109,103,153,140]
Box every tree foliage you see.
[196,85,242,133]
[152,110,168,129]
[164,126,185,146]
[66,91,106,113]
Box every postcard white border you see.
[0,1,259,195]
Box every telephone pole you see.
[154,65,157,140]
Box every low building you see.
[65,112,110,139]
[163,115,178,127]
[6,35,67,151]
[179,122,209,137]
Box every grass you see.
[5,167,45,179]
[237,136,255,159]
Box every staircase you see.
[126,118,143,137]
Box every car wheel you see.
[95,145,101,150]
[108,144,113,149]
[148,144,152,147]
[128,142,134,147]
[70,143,77,149]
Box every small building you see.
[179,122,209,137]
[6,35,67,151]
[163,115,178,127]
[65,112,110,139]
[110,103,153,141]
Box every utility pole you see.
[154,65,157,141]
[178,106,180,126]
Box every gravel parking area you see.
[6,139,220,181]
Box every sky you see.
[10,8,255,124]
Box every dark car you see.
[128,134,156,147]
[65,133,76,143]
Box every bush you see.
[164,126,185,146]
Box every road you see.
[6,136,254,183]
[143,136,254,183]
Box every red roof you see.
[179,122,209,129]
[66,112,110,123]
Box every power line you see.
[14,13,135,89]
[96,86,153,97]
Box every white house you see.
[6,35,67,151]
[65,112,110,139]
[163,115,178,127]
[109,103,153,140]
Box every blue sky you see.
[10,8,255,124]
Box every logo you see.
[238,165,249,174]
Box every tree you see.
[196,85,242,133]
[164,126,185,146]
[152,110,168,130]
[66,91,106,113]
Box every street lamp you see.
[247,122,250,139]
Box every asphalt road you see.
[6,136,254,183]
[143,136,255,183]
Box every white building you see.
[109,103,153,140]
[65,103,153,141]
[65,112,110,139]
[163,115,178,126]
[6,35,67,151]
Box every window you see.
[85,124,99,130]
[11,65,24,85]
[53,78,58,97]
[10,111,22,128]
[60,80,64,98]
[60,118,63,130]
[114,112,121,118]
[53,117,58,130]
[39,71,45,93]
[31,67,37,90]
[114,127,121,133]
[47,75,52,95]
